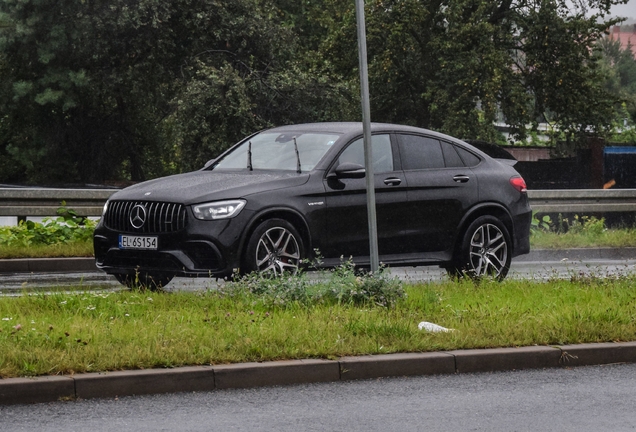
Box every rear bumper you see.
[512,210,532,257]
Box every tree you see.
[320,0,624,144]
[596,37,636,121]
[0,0,353,183]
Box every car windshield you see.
[211,132,341,172]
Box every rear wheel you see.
[447,215,511,280]
[113,272,174,290]
[243,218,304,276]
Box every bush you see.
[0,203,96,247]
[223,260,405,309]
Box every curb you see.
[0,257,97,273]
[2,342,636,405]
[1,248,635,274]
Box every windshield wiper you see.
[293,137,301,174]
[247,141,253,171]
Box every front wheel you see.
[447,215,511,280]
[114,272,174,290]
[243,219,304,276]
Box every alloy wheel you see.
[468,223,509,277]
[255,226,301,276]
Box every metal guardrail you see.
[0,188,117,217]
[0,188,635,217]
[527,189,636,213]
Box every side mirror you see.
[331,162,366,179]
[202,158,217,170]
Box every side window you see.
[398,134,445,170]
[441,141,465,168]
[338,134,394,173]
[454,145,481,167]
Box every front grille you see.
[104,200,187,233]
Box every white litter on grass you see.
[418,321,454,333]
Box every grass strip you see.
[0,241,94,259]
[530,228,636,249]
[2,275,636,378]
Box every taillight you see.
[510,176,527,193]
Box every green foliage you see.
[527,215,636,250]
[0,0,629,184]
[0,0,352,183]
[224,260,405,308]
[320,0,622,143]
[596,37,636,127]
[531,213,606,235]
[531,212,553,232]
[566,215,606,236]
[0,203,96,247]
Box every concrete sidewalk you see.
[1,248,635,274]
[2,342,636,405]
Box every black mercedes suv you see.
[94,122,531,288]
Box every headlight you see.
[192,199,246,220]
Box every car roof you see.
[267,122,441,136]
[265,122,484,154]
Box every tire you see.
[114,272,174,290]
[243,218,304,276]
[447,215,511,280]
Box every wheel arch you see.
[238,207,312,266]
[454,203,515,256]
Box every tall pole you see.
[354,0,379,272]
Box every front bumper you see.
[93,212,249,278]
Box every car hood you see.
[109,170,310,204]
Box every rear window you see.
[454,146,481,167]
[398,135,445,170]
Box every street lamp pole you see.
[354,0,379,272]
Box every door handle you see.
[453,175,470,183]
[383,177,402,186]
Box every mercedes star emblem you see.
[130,204,147,229]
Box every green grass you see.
[530,227,636,249]
[2,275,636,378]
[0,241,94,259]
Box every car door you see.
[322,134,409,259]
[397,134,480,254]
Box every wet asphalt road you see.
[2,363,636,431]
[1,258,636,294]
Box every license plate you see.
[118,235,158,250]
